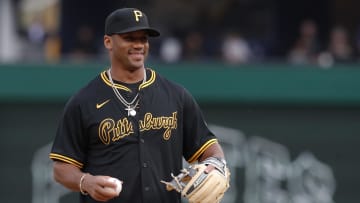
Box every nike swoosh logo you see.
[96,99,110,109]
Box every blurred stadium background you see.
[1,0,360,202]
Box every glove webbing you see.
[161,166,198,192]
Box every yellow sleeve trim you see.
[187,139,218,163]
[49,153,84,169]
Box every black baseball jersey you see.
[49,68,218,203]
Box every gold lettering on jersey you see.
[112,118,134,141]
[99,118,114,145]
[139,112,177,140]
[98,118,134,144]
[98,112,178,144]
[133,10,142,22]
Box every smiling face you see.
[104,30,149,71]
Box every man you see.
[49,8,228,203]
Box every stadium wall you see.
[0,63,359,203]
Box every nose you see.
[133,40,144,47]
[131,38,145,48]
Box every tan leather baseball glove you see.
[161,157,230,203]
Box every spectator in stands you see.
[221,31,252,64]
[354,25,360,62]
[320,26,355,64]
[69,25,99,61]
[159,36,182,63]
[182,31,205,61]
[287,19,321,65]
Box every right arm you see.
[53,161,119,202]
[52,96,120,201]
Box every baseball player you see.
[49,8,229,203]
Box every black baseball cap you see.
[105,8,160,37]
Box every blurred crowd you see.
[63,20,360,68]
[286,20,358,68]
[1,0,360,68]
[156,21,357,67]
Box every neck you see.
[109,66,146,84]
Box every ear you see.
[104,35,112,50]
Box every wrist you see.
[214,157,227,166]
[79,173,89,195]
[201,157,227,174]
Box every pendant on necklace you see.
[125,106,137,117]
[129,109,136,116]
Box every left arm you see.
[198,142,225,162]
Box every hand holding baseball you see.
[104,177,123,195]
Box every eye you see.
[123,36,134,42]
[123,35,148,42]
[140,37,149,43]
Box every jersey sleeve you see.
[49,97,88,168]
[181,88,218,163]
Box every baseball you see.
[104,177,122,195]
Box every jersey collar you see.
[101,68,156,92]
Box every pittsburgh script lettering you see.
[139,112,177,140]
[98,112,178,144]
[99,118,134,144]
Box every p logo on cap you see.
[133,10,143,22]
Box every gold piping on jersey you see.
[187,139,218,163]
[100,68,156,91]
[49,153,84,168]
[140,69,156,89]
[101,71,130,91]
